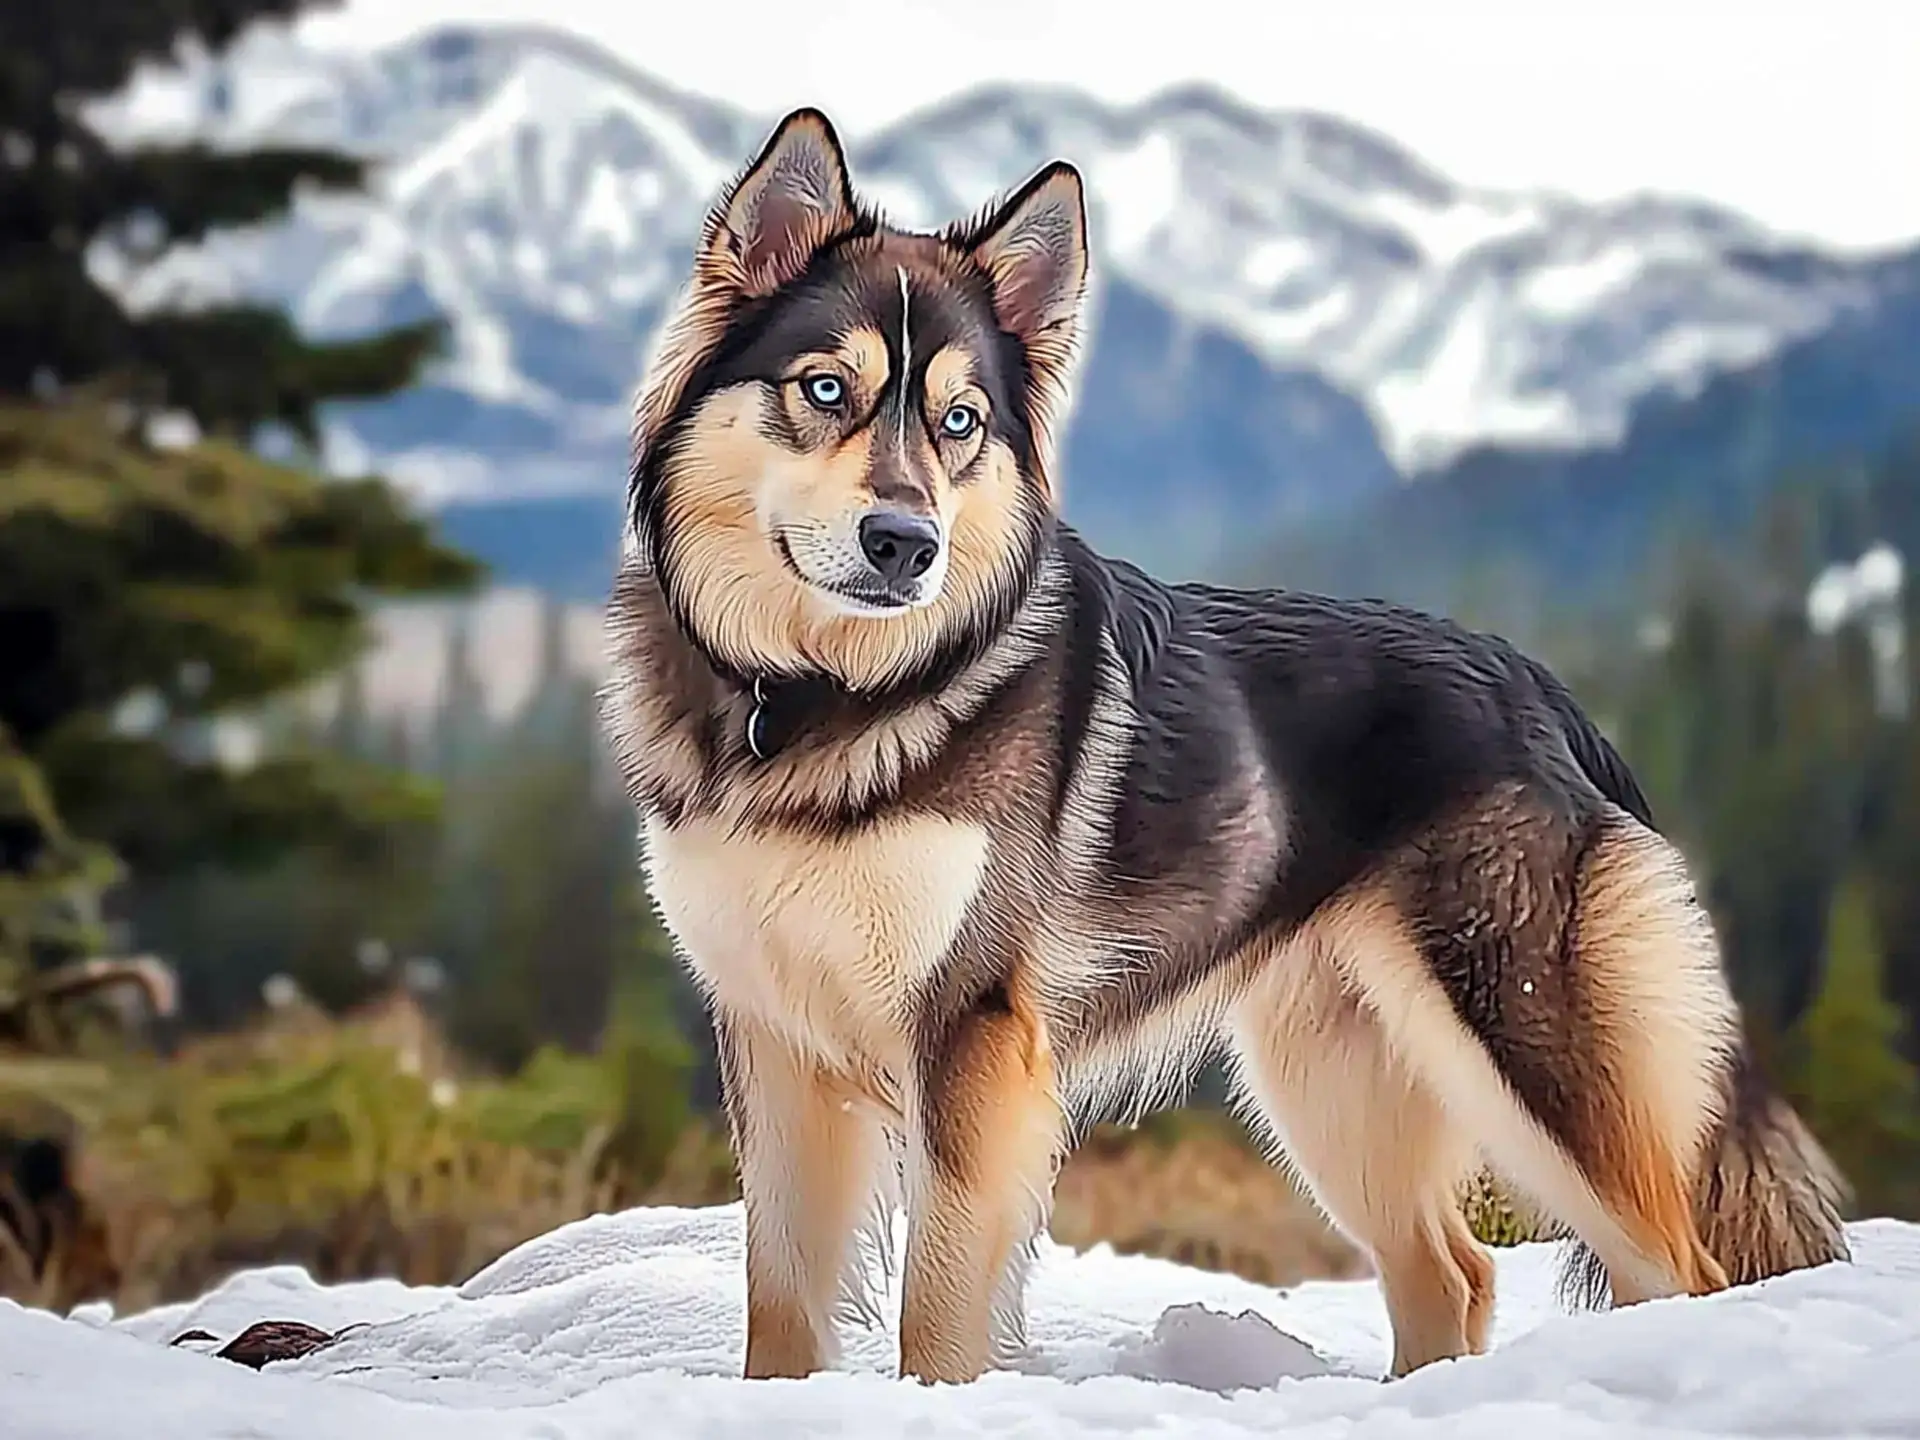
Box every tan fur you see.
[722,1014,898,1378]
[1577,823,1741,1158]
[1327,888,1692,1310]
[1232,815,1750,1361]
[1566,819,1740,1298]
[1229,917,1494,1376]
[644,810,990,1078]
[1445,1211,1498,1353]
[923,346,985,418]
[899,986,1063,1384]
[963,167,1087,489]
[630,274,739,473]
[1560,820,1848,1302]
[603,548,1058,831]
[630,112,860,473]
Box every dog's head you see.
[628,108,1088,692]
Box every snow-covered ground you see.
[4,1206,1918,1438]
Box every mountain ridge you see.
[87,21,1920,601]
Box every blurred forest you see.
[5,0,1920,1316]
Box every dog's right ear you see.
[703,108,858,299]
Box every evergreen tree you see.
[0,0,441,436]
[1,404,477,878]
[447,657,637,1067]
[325,660,373,761]
[0,2,480,1006]
[1790,872,1920,1216]
[1873,715,1920,1056]
[429,610,489,782]
[0,723,119,995]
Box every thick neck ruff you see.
[639,517,1062,768]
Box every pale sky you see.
[300,0,1920,251]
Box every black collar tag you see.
[741,673,847,762]
[745,677,773,762]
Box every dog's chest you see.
[642,810,991,1064]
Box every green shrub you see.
[1460,1171,1541,1247]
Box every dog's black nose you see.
[858,511,942,586]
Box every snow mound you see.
[5,1207,1920,1438]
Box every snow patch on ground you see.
[6,1207,1920,1438]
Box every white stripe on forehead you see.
[896,265,913,376]
[895,266,912,476]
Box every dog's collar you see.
[740,673,821,762]
[744,676,775,762]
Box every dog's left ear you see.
[706,108,859,298]
[966,162,1089,353]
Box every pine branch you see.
[292,320,449,412]
[93,144,369,253]
[286,478,486,594]
[1,398,481,747]
[0,136,359,252]
[0,243,444,428]
[0,255,133,397]
[0,1,332,111]
[39,730,441,874]
[133,305,448,441]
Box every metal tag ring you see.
[745,676,771,761]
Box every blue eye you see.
[941,404,980,440]
[802,373,845,409]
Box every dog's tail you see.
[1561,1041,1851,1307]
[1691,1043,1850,1283]
[1532,657,1850,1305]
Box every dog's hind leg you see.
[1333,794,1740,1313]
[1443,1204,1498,1353]
[717,1011,893,1379]
[1228,939,1493,1377]
[1529,814,1753,1305]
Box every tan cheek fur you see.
[657,384,1037,692]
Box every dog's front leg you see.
[899,982,1063,1385]
[718,1010,889,1379]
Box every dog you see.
[602,107,1849,1385]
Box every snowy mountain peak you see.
[90,23,1893,501]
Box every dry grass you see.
[9,1101,1364,1315]
[15,1002,1562,1315]
[1052,1111,1365,1286]
[1,1000,736,1315]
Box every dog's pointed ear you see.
[966,162,1089,349]
[705,108,858,298]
